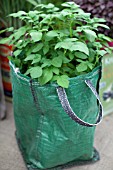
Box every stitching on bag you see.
[29,79,45,161]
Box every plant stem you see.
[69,18,73,37]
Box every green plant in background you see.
[26,0,66,7]
[0,2,112,88]
[0,0,32,30]
[0,0,65,31]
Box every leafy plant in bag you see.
[0,2,112,88]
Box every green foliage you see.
[0,2,112,88]
[26,0,66,7]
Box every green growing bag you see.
[10,62,102,170]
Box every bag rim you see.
[10,61,101,87]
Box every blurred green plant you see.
[26,0,66,7]
[0,0,66,31]
[0,0,32,29]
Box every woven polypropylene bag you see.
[10,62,102,170]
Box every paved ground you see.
[0,102,113,170]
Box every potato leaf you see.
[70,42,89,55]
[29,66,42,78]
[38,68,53,85]
[57,75,69,88]
[51,56,62,67]
[76,63,88,72]
[30,31,42,42]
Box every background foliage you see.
[0,0,32,29]
[26,0,66,7]
[0,0,65,30]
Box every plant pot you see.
[0,44,13,102]
[99,41,113,116]
[10,62,102,170]
[0,66,6,120]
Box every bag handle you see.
[56,79,103,127]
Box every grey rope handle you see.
[56,79,103,127]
